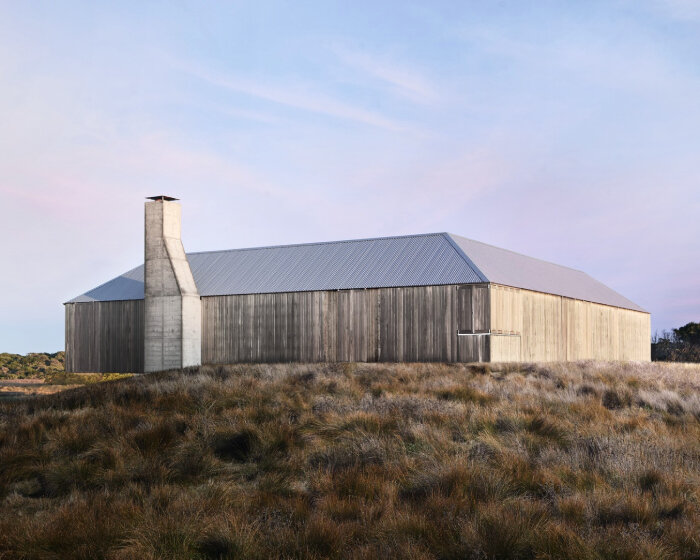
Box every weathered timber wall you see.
[65,301,144,372]
[65,282,648,369]
[201,284,490,363]
[490,284,650,362]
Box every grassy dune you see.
[0,361,698,559]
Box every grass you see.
[0,360,698,559]
[42,371,133,385]
[0,373,134,403]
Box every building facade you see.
[64,198,650,372]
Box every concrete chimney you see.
[144,196,201,372]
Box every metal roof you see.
[66,232,646,312]
[66,233,484,303]
[449,235,646,312]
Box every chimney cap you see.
[146,195,179,201]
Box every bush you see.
[0,352,65,379]
[652,323,700,362]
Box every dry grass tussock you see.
[0,360,698,559]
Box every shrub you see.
[602,389,630,409]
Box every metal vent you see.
[146,195,179,201]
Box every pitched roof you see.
[66,232,646,312]
[449,235,646,312]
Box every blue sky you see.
[1,1,699,353]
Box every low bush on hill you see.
[0,352,64,379]
[653,322,700,362]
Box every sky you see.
[1,0,699,353]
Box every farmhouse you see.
[64,197,650,372]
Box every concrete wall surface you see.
[144,199,201,372]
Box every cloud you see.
[213,105,282,125]
[1,1,699,351]
[189,68,407,131]
[457,22,700,102]
[335,48,440,104]
[279,135,525,238]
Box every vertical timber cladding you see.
[455,284,490,362]
[489,285,522,361]
[201,283,491,363]
[64,300,144,373]
[489,284,651,362]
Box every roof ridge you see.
[441,233,489,282]
[187,232,446,256]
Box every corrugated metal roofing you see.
[67,233,485,303]
[68,265,145,303]
[449,235,646,312]
[66,232,646,313]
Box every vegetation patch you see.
[0,361,698,559]
[44,371,133,385]
[0,352,64,379]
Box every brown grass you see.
[0,373,134,402]
[0,378,80,400]
[0,361,698,559]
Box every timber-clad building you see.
[64,197,650,373]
